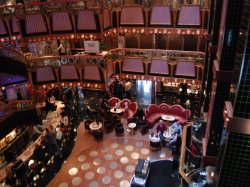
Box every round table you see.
[163,131,172,139]
[89,122,102,131]
[128,123,136,136]
[110,108,123,114]
[161,115,175,122]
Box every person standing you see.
[17,88,23,100]
[44,127,63,158]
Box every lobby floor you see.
[47,82,196,187]
[48,120,174,187]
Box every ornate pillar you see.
[103,62,109,92]
[169,61,177,83]
[54,68,60,85]
[171,0,180,28]
[76,66,83,86]
[98,12,104,41]
[52,60,61,85]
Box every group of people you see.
[109,78,133,100]
[150,119,182,153]
[33,103,71,159]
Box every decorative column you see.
[98,11,104,41]
[42,6,52,35]
[171,0,180,29]
[144,8,150,29]
[76,66,83,86]
[52,60,61,86]
[69,10,77,40]
[103,62,109,92]
[114,7,121,28]
[76,58,84,86]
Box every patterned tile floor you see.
[48,122,172,187]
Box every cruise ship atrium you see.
[0,0,249,187]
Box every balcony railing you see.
[0,43,26,63]
[0,100,36,123]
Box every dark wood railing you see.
[0,100,36,124]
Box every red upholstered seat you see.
[145,103,191,128]
[108,97,120,108]
[108,97,138,118]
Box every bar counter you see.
[0,101,64,182]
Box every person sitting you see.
[33,123,45,140]
[61,112,69,126]
[149,133,161,143]
[171,119,182,135]
[136,107,145,122]
[156,120,167,142]
[123,101,129,119]
[115,99,120,109]
[156,120,167,134]
[165,130,180,150]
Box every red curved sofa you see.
[108,97,138,118]
[145,103,191,128]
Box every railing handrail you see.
[0,99,36,124]
[0,43,26,63]
[29,48,205,65]
[185,146,202,159]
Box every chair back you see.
[150,141,161,150]
[115,126,124,136]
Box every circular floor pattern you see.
[115,149,124,156]
[141,148,150,155]
[102,176,111,184]
[131,152,139,159]
[85,171,95,180]
[58,182,68,187]
[119,138,129,144]
[72,177,82,186]
[52,138,172,187]
[120,157,129,164]
[89,181,99,187]
[125,165,135,173]
[97,167,106,174]
[125,145,134,151]
[111,143,119,149]
[120,180,130,187]
[77,155,86,162]
[93,158,102,166]
[109,161,118,170]
[89,151,98,157]
[114,170,123,179]
[68,167,78,176]
[100,146,108,153]
[104,153,113,160]
[81,163,90,170]
[135,141,144,147]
